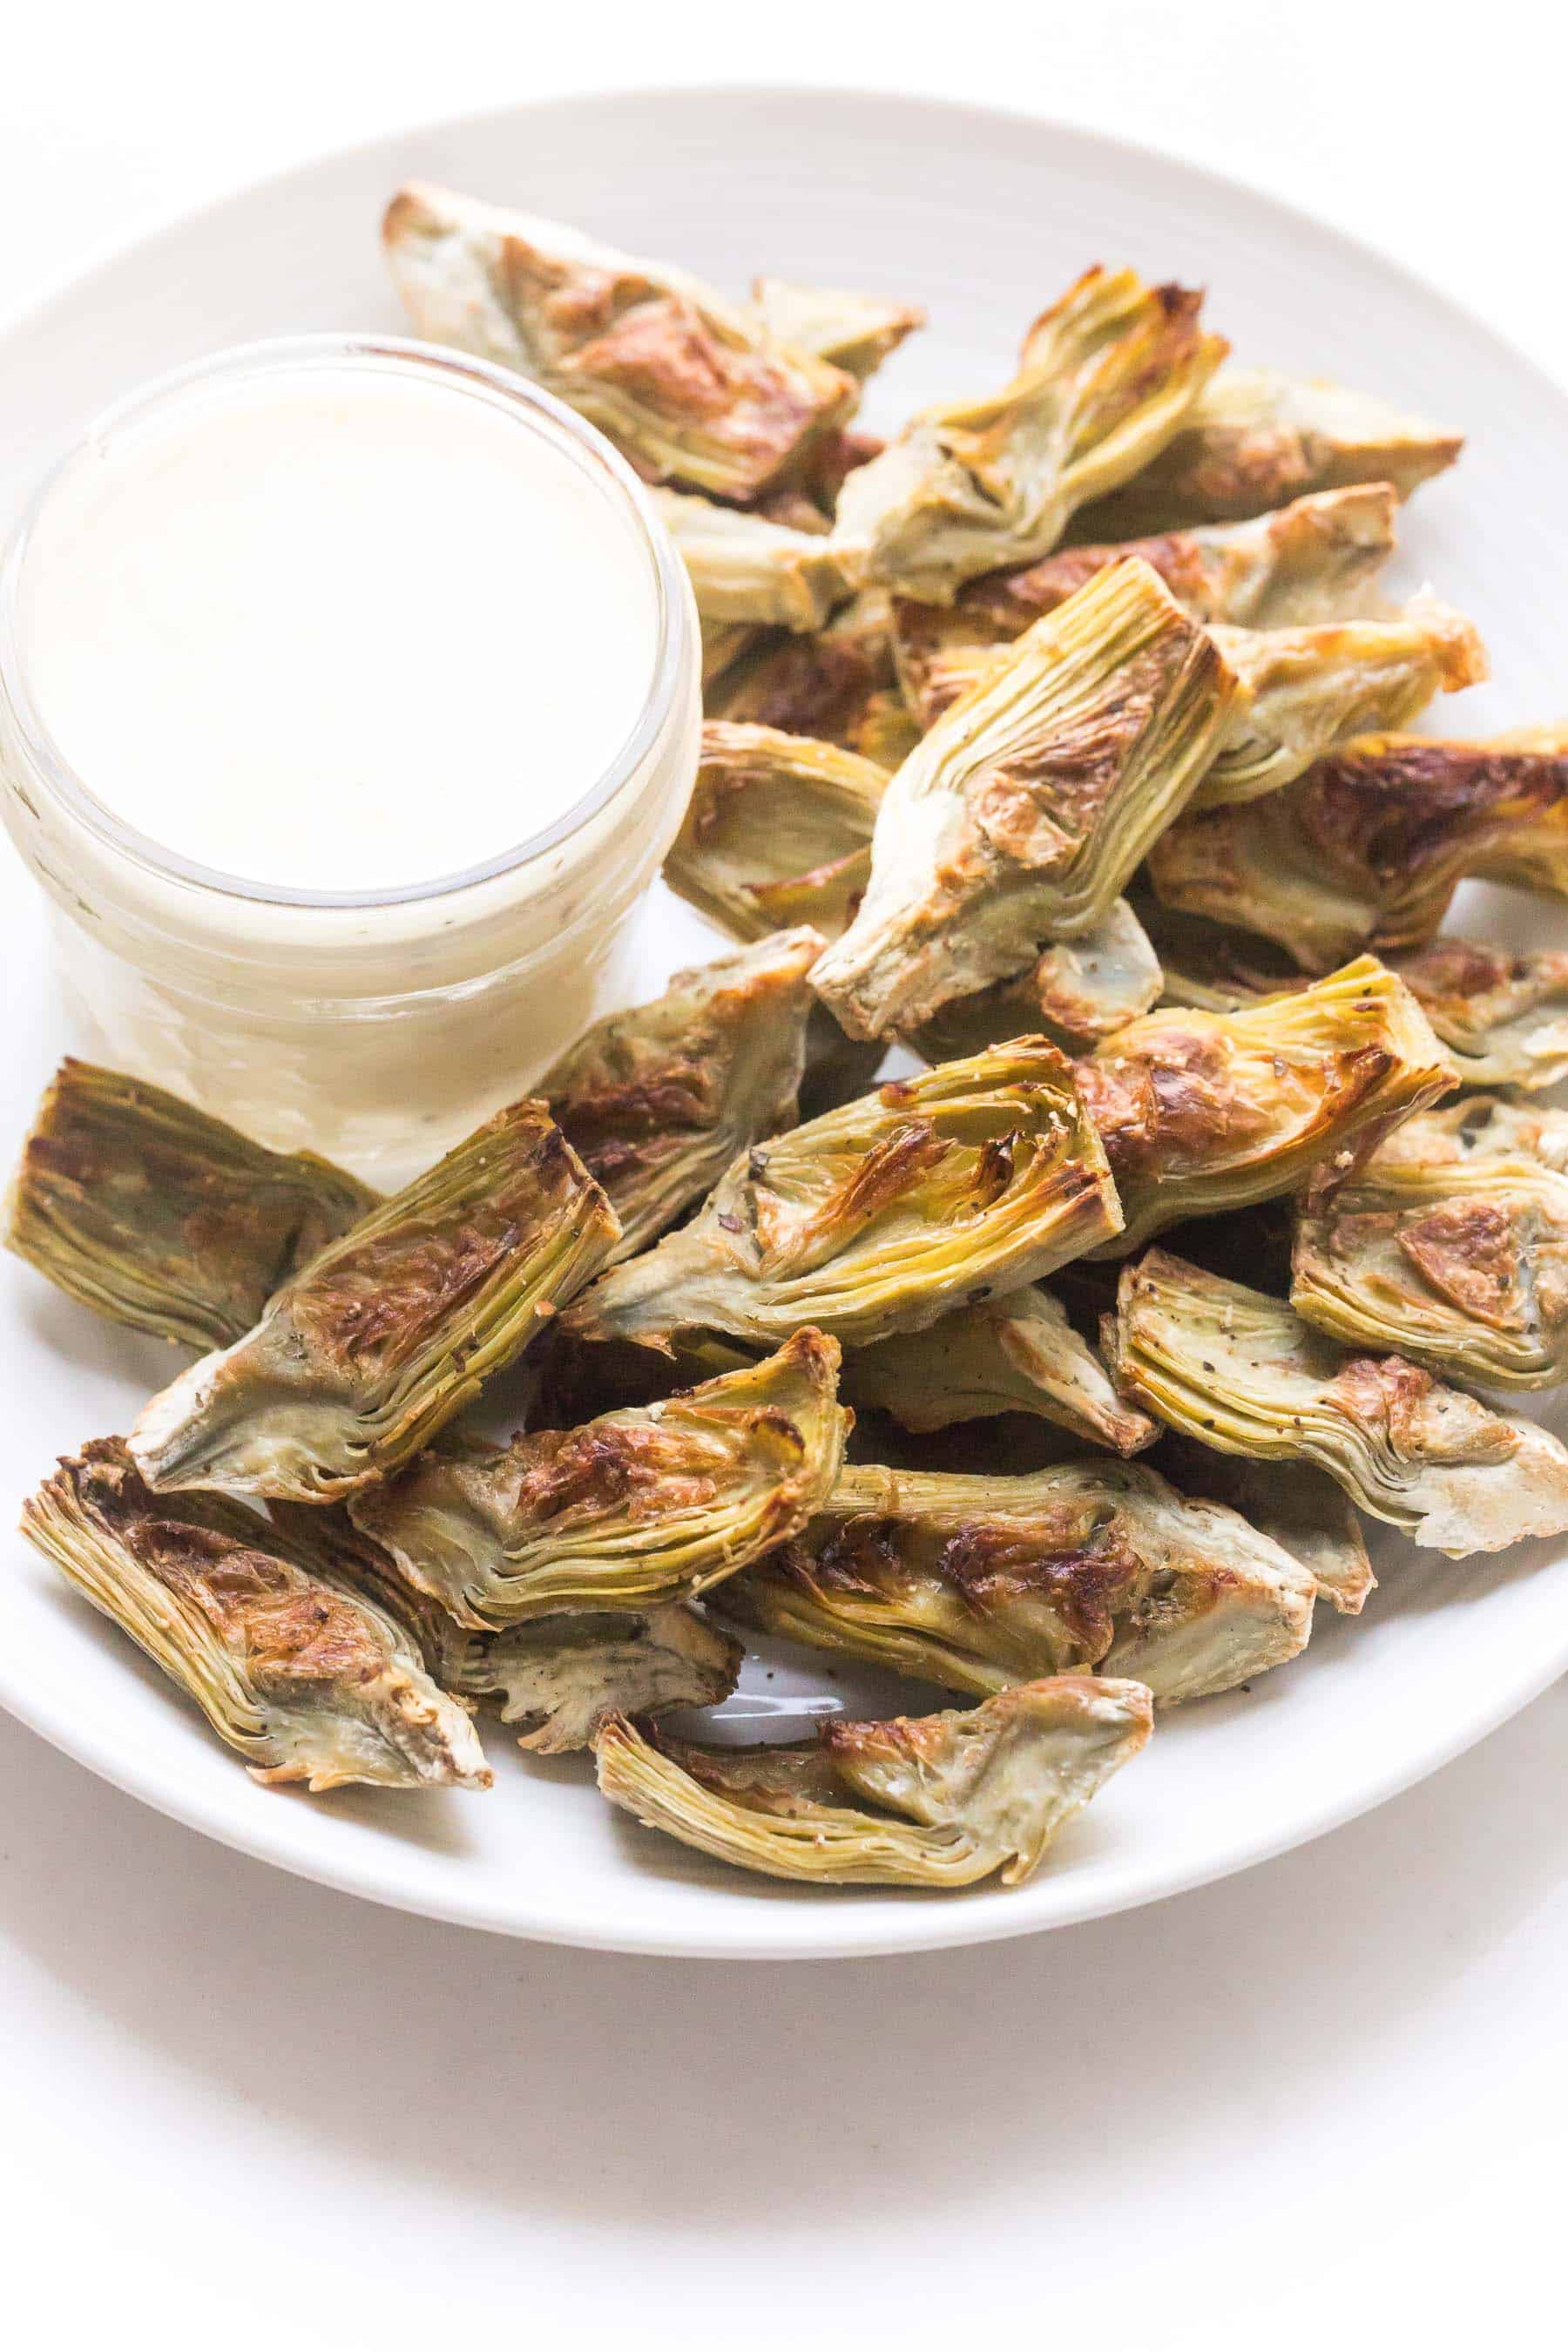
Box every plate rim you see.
[2,78,1565,1959]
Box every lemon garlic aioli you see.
[0,337,700,1179]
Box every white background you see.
[3,5,1564,2342]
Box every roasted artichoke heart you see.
[382,183,855,501]
[748,276,924,380]
[723,1455,1314,1703]
[347,1329,848,1626]
[890,483,1399,727]
[911,898,1165,1058]
[812,558,1242,1038]
[1069,366,1463,540]
[1154,1437,1374,1614]
[1103,1249,1568,1554]
[4,1059,378,1354]
[129,1100,618,1503]
[1074,956,1457,1254]
[594,1674,1153,1889]
[666,723,887,941]
[843,1283,1156,1455]
[540,929,823,1262]
[560,1038,1123,1354]
[1196,596,1486,808]
[22,1441,491,1790]
[652,490,850,630]
[1147,726,1568,970]
[1292,1148,1568,1390]
[268,1499,741,1754]
[832,267,1225,599]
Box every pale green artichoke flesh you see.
[382,182,855,501]
[5,1060,377,1354]
[594,1674,1153,1888]
[129,1099,618,1503]
[561,1037,1123,1353]
[21,1441,491,1791]
[1103,1247,1568,1554]
[347,1328,849,1626]
[722,1455,1315,1704]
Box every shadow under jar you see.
[0,335,700,1183]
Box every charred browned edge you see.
[1392,1198,1531,1327]
[31,1439,394,1689]
[1290,740,1568,885]
[707,623,896,744]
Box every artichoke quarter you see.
[21,1441,491,1791]
[1068,365,1463,541]
[267,1498,740,1755]
[1291,1146,1568,1391]
[1073,955,1457,1254]
[594,1674,1153,1889]
[1154,1437,1374,1616]
[1102,1248,1568,1555]
[832,266,1226,599]
[382,183,855,502]
[1194,595,1486,808]
[652,490,851,631]
[721,1456,1315,1705]
[811,558,1243,1039]
[129,1099,618,1503]
[346,1328,849,1627]
[747,275,924,382]
[666,723,887,942]
[559,1038,1123,1355]
[704,593,909,764]
[889,482,1400,728]
[4,1058,378,1354]
[1147,725,1568,971]
[539,927,825,1263]
[842,1282,1156,1456]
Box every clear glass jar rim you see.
[0,332,692,911]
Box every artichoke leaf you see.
[724,1454,1312,1702]
[748,276,924,381]
[129,1100,618,1503]
[843,1282,1156,1455]
[4,1059,378,1354]
[1147,726,1568,970]
[891,483,1400,728]
[812,559,1243,1039]
[1074,955,1457,1254]
[666,722,887,943]
[1292,1151,1568,1391]
[1103,1249,1568,1554]
[1195,596,1487,808]
[382,183,855,502]
[1069,367,1463,540]
[913,897,1164,1059]
[540,928,824,1262]
[832,267,1226,599]
[21,1441,491,1791]
[652,489,851,630]
[1154,1436,1374,1614]
[347,1328,848,1627]
[594,1674,1152,1889]
[560,1038,1123,1354]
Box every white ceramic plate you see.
[2,86,1565,1959]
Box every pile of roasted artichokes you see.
[10,193,1565,1896]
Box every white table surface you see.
[3,8,1563,2342]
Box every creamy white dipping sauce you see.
[0,338,700,1179]
[20,362,660,894]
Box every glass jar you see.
[0,335,700,1183]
